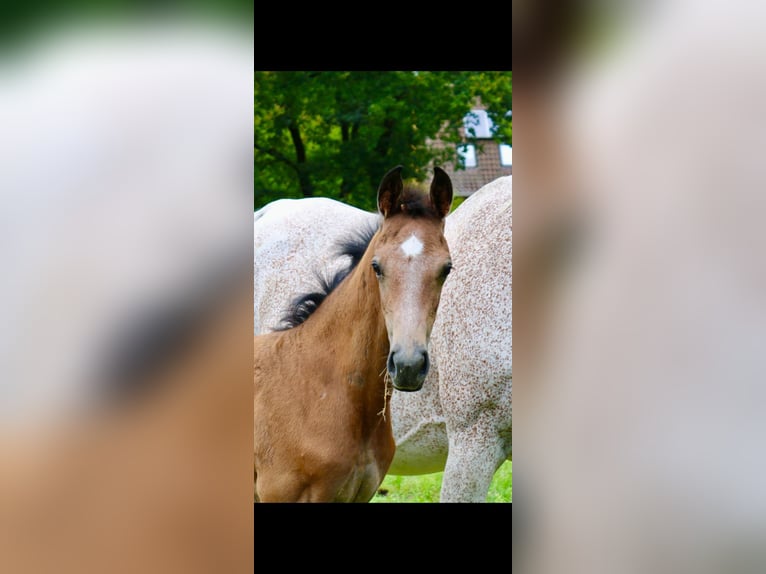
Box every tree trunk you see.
[296,166,314,198]
[374,118,395,158]
[288,121,313,197]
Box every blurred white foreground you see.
[0,20,253,573]
[518,1,766,573]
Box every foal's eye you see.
[371,261,382,277]
[441,262,453,279]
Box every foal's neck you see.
[304,240,389,392]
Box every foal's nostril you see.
[387,351,396,378]
[390,347,429,391]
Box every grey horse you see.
[254,175,512,502]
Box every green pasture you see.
[371,460,512,503]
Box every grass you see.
[450,195,467,213]
[371,460,512,503]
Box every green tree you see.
[254,71,512,211]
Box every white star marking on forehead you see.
[401,233,424,257]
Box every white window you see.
[499,144,512,167]
[458,144,477,168]
[463,109,494,139]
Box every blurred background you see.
[254,71,512,212]
[514,1,766,573]
[0,3,253,573]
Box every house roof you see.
[447,162,512,197]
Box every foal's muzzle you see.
[387,346,429,392]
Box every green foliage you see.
[0,0,252,51]
[254,71,512,211]
[371,460,512,503]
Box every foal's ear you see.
[377,165,404,217]
[430,167,453,219]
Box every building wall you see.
[444,139,513,197]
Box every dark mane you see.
[97,245,251,403]
[275,218,380,331]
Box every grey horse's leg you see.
[440,420,511,503]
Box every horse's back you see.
[388,176,513,490]
[254,198,378,334]
[440,175,513,367]
[437,175,512,415]
[431,176,513,501]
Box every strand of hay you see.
[378,367,393,420]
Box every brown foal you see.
[254,166,453,502]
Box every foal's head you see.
[372,166,453,392]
